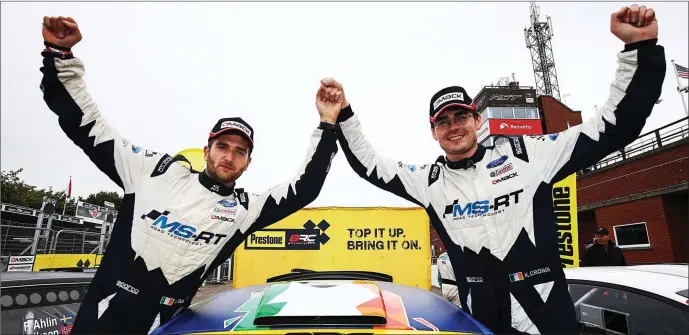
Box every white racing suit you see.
[39,42,339,334]
[335,39,665,334]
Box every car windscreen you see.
[1,283,87,335]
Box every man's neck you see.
[446,145,479,162]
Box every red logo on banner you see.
[488,119,543,135]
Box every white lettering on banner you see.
[220,121,252,137]
[116,280,139,295]
[433,92,464,109]
[500,122,533,131]
[489,94,522,101]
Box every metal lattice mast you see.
[524,2,561,100]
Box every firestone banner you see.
[553,173,579,267]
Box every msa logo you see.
[489,94,522,101]
[221,121,252,137]
[116,280,139,295]
[433,92,465,109]
[444,189,523,220]
[492,172,518,185]
[142,210,228,245]
[490,163,513,177]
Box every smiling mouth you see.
[448,135,466,141]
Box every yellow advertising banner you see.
[33,254,102,271]
[233,207,431,290]
[553,173,579,267]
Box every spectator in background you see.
[437,252,461,307]
[582,227,627,267]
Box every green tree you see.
[1,168,77,214]
[79,191,122,211]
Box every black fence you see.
[579,117,688,173]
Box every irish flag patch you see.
[160,297,175,306]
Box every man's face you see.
[594,233,609,244]
[204,134,252,185]
[431,109,482,157]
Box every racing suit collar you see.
[198,170,235,196]
[439,145,486,170]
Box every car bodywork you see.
[151,271,492,335]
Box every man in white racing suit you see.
[39,16,344,334]
[437,252,461,306]
[319,4,664,334]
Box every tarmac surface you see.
[191,281,444,305]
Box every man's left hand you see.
[611,4,658,44]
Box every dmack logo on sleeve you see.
[444,189,523,220]
[142,210,228,245]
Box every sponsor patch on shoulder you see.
[219,199,237,208]
[548,133,559,141]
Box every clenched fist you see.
[43,16,82,49]
[611,5,658,44]
[316,79,344,124]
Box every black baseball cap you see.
[595,227,609,235]
[429,86,476,123]
[208,117,254,149]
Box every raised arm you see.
[519,5,665,184]
[239,82,341,232]
[320,79,431,207]
[40,16,166,193]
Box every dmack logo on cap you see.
[433,92,465,109]
[221,121,252,137]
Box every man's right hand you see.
[320,78,350,110]
[43,16,82,49]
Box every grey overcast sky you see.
[2,2,688,208]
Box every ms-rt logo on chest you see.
[141,210,228,245]
[444,189,524,220]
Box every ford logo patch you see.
[486,155,508,169]
[219,199,237,208]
